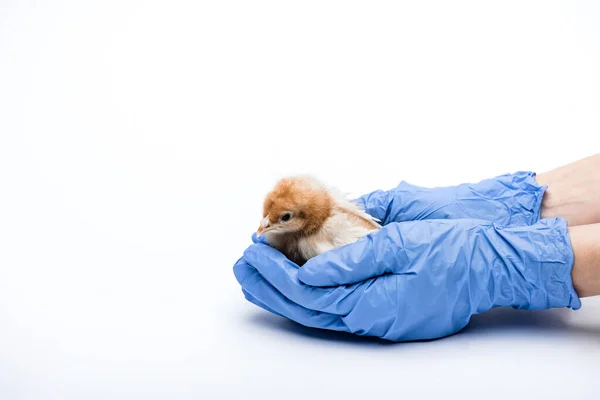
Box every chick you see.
[257,176,381,265]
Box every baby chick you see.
[257,176,381,265]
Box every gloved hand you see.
[234,218,581,341]
[354,170,546,226]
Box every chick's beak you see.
[257,216,270,236]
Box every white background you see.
[1,1,600,399]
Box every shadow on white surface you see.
[245,311,392,345]
[245,306,600,344]
[465,307,600,339]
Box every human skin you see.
[569,224,600,298]
[536,153,600,226]
[535,154,600,298]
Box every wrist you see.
[535,155,600,226]
[568,225,600,298]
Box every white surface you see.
[1,1,600,399]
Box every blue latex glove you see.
[355,170,546,226]
[234,218,581,341]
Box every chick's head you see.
[257,176,333,238]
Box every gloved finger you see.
[251,232,268,244]
[352,189,392,224]
[241,288,285,318]
[297,222,414,286]
[233,257,350,332]
[243,243,368,315]
[298,219,487,287]
[355,183,458,225]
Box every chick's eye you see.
[280,213,292,222]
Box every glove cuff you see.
[453,170,547,226]
[539,217,582,310]
[490,217,582,311]
[501,171,547,225]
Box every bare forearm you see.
[569,224,600,298]
[536,154,600,226]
